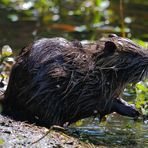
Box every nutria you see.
[2,35,148,127]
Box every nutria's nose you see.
[108,34,118,38]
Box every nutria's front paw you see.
[126,105,140,118]
[113,99,140,118]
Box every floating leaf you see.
[125,123,132,128]
[75,120,83,126]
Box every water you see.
[69,115,148,147]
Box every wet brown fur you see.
[3,35,148,127]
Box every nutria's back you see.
[3,35,148,127]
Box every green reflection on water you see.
[69,115,148,147]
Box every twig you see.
[30,125,65,145]
[120,0,125,37]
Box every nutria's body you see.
[3,35,148,127]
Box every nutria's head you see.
[95,35,148,87]
[90,35,148,118]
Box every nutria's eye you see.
[104,41,117,55]
[108,34,118,38]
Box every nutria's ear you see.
[104,41,117,54]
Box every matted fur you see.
[3,36,148,127]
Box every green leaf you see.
[75,120,83,126]
[1,0,10,5]
[0,139,4,145]
[2,45,13,57]
[125,123,132,128]
[136,83,148,92]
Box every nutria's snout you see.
[3,36,148,127]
